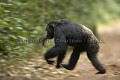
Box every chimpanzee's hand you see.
[56,64,62,68]
[41,37,47,46]
[46,60,54,65]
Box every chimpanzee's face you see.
[46,24,54,39]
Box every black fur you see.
[43,19,106,74]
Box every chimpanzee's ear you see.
[47,20,60,29]
[50,23,55,28]
[48,21,56,28]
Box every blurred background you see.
[0,0,120,80]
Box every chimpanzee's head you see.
[45,19,68,39]
[46,21,57,39]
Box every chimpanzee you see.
[43,19,106,74]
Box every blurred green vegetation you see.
[0,0,120,61]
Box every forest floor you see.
[0,21,120,80]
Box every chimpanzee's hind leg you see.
[87,52,106,74]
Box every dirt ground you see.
[0,21,120,80]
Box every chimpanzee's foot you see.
[96,69,106,74]
[56,64,62,69]
[61,64,74,70]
